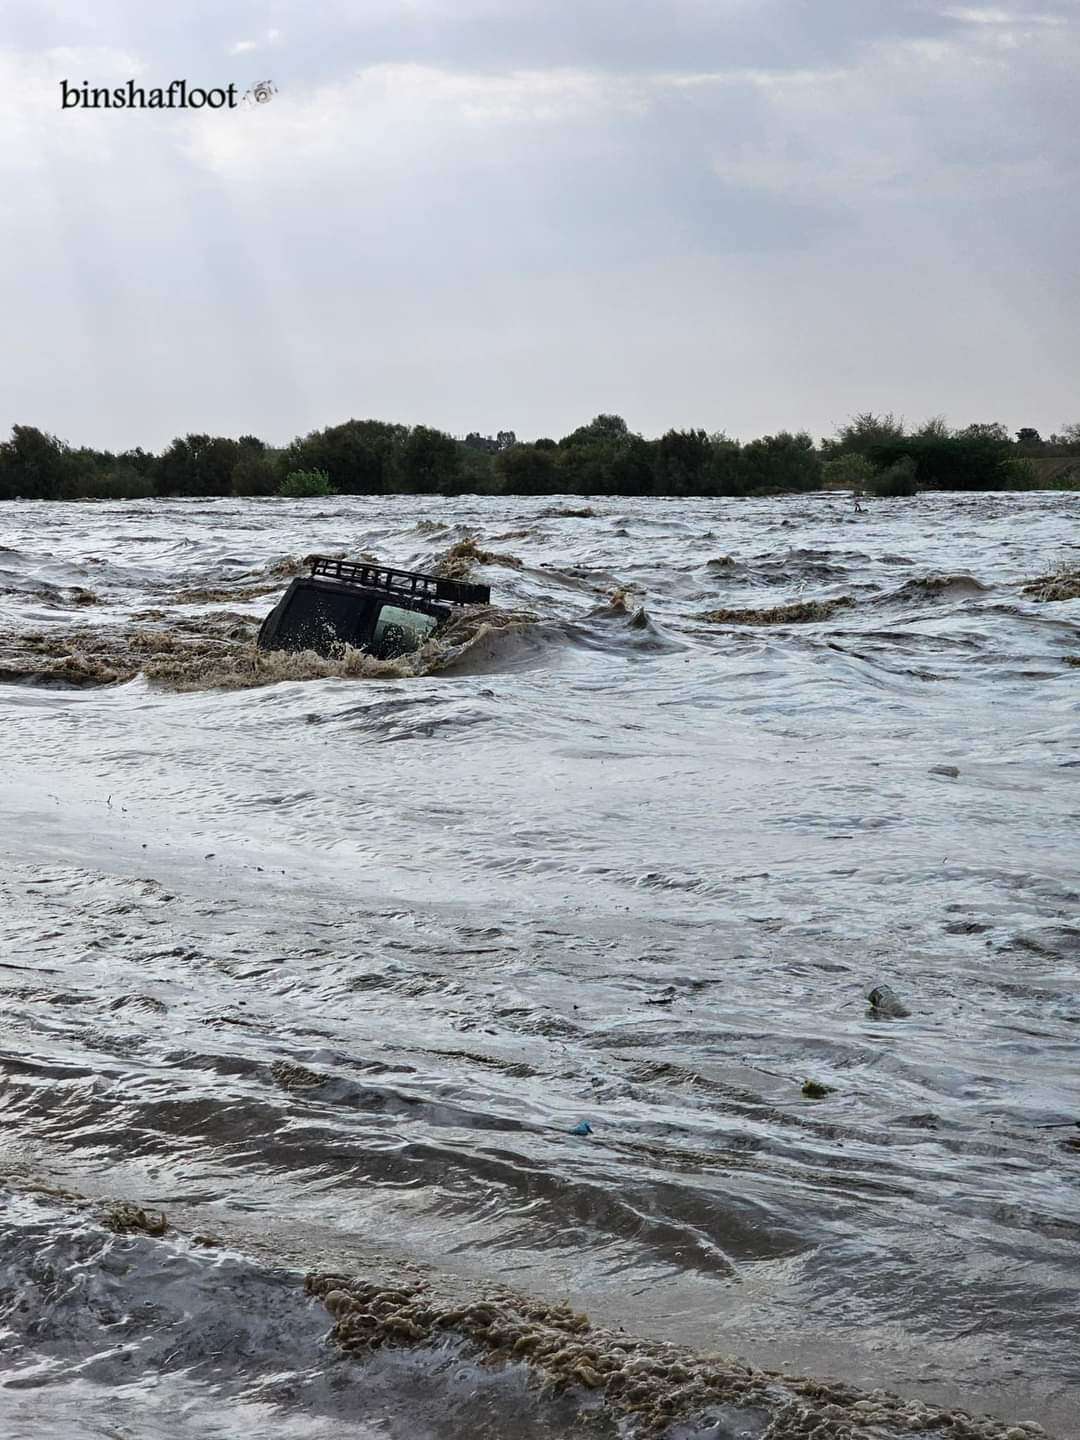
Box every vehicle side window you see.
[371,604,438,658]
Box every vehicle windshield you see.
[371,604,438,658]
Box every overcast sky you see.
[1,1,1076,449]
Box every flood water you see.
[1,492,1078,1439]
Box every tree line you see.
[1,412,1077,502]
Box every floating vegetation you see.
[435,537,523,580]
[101,1202,168,1237]
[0,615,252,688]
[801,1080,836,1100]
[1023,566,1080,603]
[304,1271,1026,1438]
[172,581,278,605]
[702,597,854,626]
[270,1059,327,1091]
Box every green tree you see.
[396,425,462,494]
[232,452,278,495]
[740,432,822,493]
[495,442,561,494]
[456,441,499,494]
[61,445,108,499]
[706,434,746,496]
[560,414,631,448]
[283,419,408,494]
[556,414,653,495]
[654,428,713,495]
[823,412,906,458]
[0,425,74,499]
[156,434,240,496]
[960,422,1010,443]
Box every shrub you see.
[866,456,917,497]
[278,468,334,498]
[822,453,875,491]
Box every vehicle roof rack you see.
[308,555,490,607]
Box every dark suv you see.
[257,556,490,660]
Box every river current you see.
[0,492,1077,1439]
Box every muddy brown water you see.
[1,492,1078,1438]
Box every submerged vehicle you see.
[257,555,490,660]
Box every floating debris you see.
[435,537,523,580]
[101,1202,168,1237]
[304,1270,1028,1439]
[644,987,677,1007]
[270,1059,327,1091]
[801,1080,836,1100]
[929,765,960,779]
[701,597,853,626]
[569,1121,594,1136]
[868,985,911,1019]
[1022,566,1080,603]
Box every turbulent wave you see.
[879,574,992,604]
[0,604,544,690]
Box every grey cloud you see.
[3,0,1044,82]
[0,1,1076,449]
